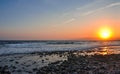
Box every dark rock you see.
[42,59,44,63]
[12,66,16,69]
[9,59,14,62]
[33,68,38,71]
[15,61,19,64]
[17,69,22,72]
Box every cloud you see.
[60,1,120,24]
[63,18,76,24]
[82,2,120,16]
[76,0,103,11]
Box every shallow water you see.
[0,53,67,74]
[0,40,120,55]
[73,46,120,56]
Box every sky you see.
[0,0,120,40]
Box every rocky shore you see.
[36,53,120,74]
[0,46,120,74]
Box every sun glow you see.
[98,27,113,40]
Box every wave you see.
[0,41,120,55]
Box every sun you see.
[98,27,113,40]
[101,29,111,39]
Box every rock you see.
[42,59,44,63]
[73,72,78,74]
[33,68,38,71]
[17,69,22,72]
[9,59,14,62]
[115,70,120,74]
[15,61,19,64]
[12,66,16,69]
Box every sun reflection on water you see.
[74,46,120,56]
[97,47,110,55]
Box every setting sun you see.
[98,27,113,40]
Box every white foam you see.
[0,41,120,55]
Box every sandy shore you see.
[0,46,120,74]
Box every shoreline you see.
[1,44,120,56]
[0,46,120,74]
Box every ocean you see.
[0,40,120,55]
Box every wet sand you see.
[0,46,120,74]
[0,52,68,74]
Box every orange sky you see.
[0,0,120,40]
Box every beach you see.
[0,44,120,74]
[1,0,120,74]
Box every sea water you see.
[0,40,120,55]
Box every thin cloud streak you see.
[63,18,76,24]
[82,2,120,16]
[61,2,120,25]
